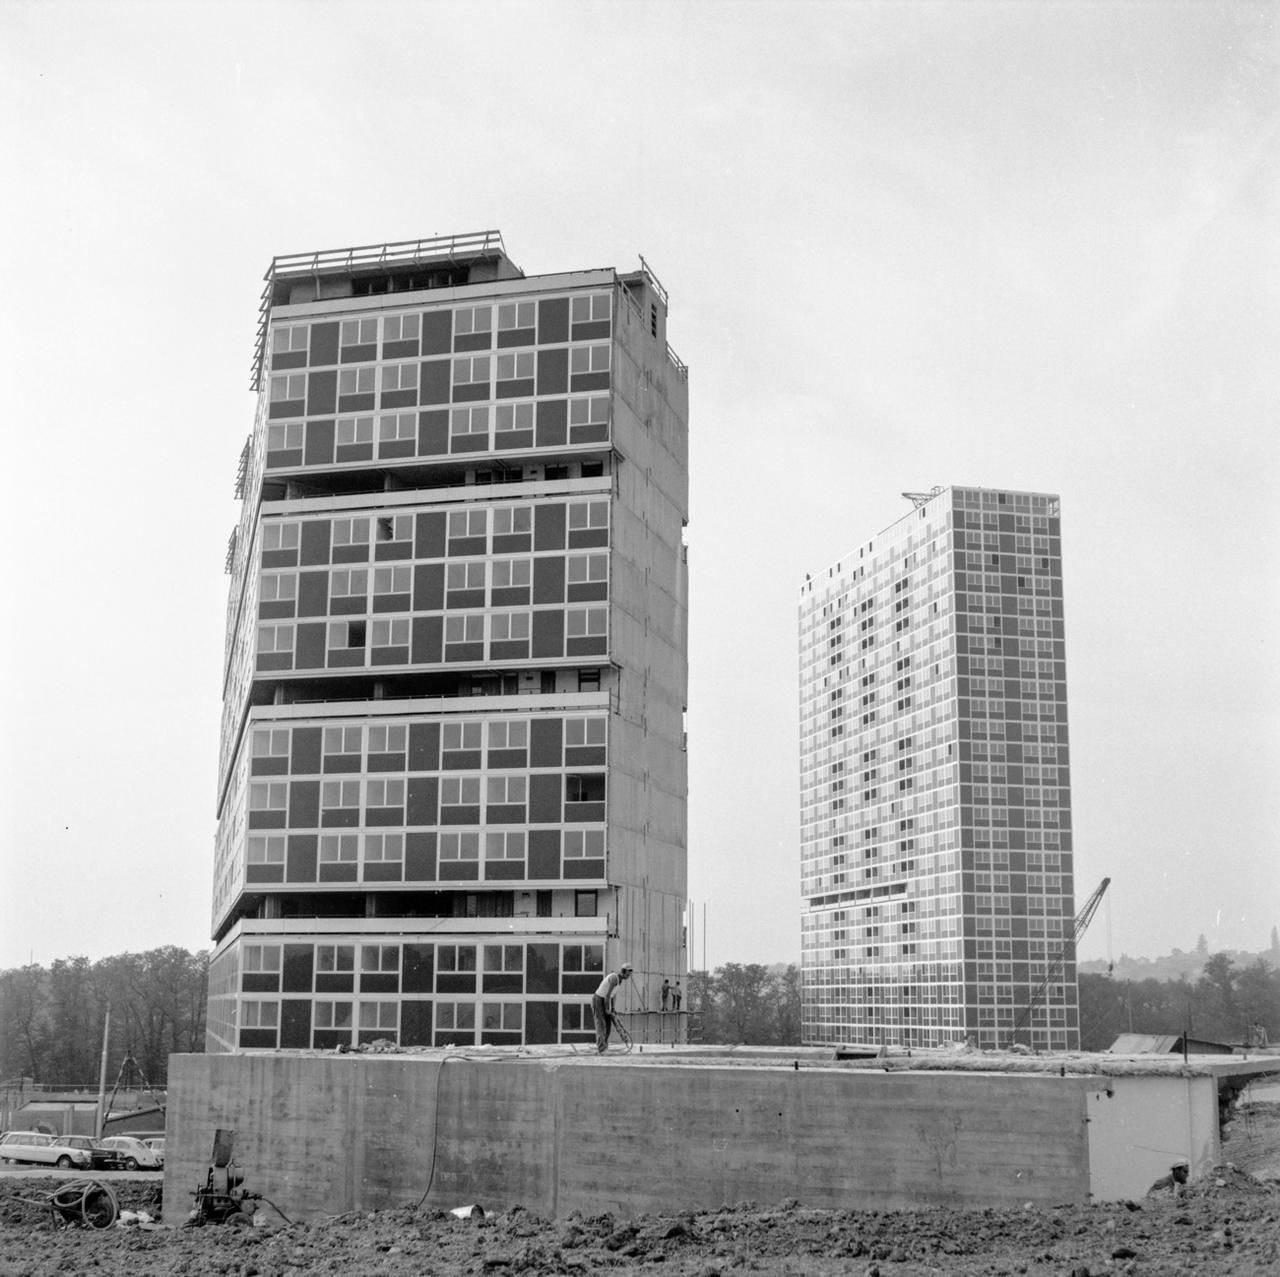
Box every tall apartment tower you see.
[207,232,689,1052]
[798,486,1076,1051]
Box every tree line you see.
[686,963,801,1045]
[1079,952,1280,1051]
[2,947,1272,1072]
[0,947,208,1087]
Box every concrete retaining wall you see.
[164,1053,1103,1222]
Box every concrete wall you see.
[165,1053,1101,1223]
[1084,1073,1220,1200]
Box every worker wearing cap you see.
[592,963,632,1053]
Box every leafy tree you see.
[0,948,208,1085]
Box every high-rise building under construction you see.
[799,486,1077,1051]
[207,232,689,1051]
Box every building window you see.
[492,506,531,537]
[448,509,487,541]
[243,944,281,974]
[267,421,303,451]
[256,623,295,655]
[365,778,405,810]
[497,301,535,331]
[260,573,298,604]
[455,306,492,336]
[314,1001,353,1030]
[445,615,485,646]
[486,776,527,806]
[436,1002,475,1031]
[485,830,526,860]
[489,613,531,642]
[563,829,604,861]
[246,835,285,865]
[567,553,608,585]
[575,890,598,917]
[495,351,534,381]
[317,945,355,973]
[338,366,376,396]
[482,1003,523,1032]
[364,832,404,864]
[571,294,610,325]
[321,781,361,817]
[488,721,528,751]
[563,944,604,974]
[273,325,308,354]
[269,372,306,402]
[484,944,523,974]
[570,344,610,375]
[568,499,608,531]
[569,396,609,427]
[442,721,481,752]
[370,618,410,647]
[340,318,377,348]
[330,568,369,599]
[368,724,407,755]
[450,406,490,437]
[333,517,371,550]
[494,402,534,436]
[319,833,359,863]
[361,945,400,975]
[373,565,412,597]
[241,1001,279,1029]
[359,1002,399,1033]
[565,717,606,747]
[384,314,420,343]
[337,415,374,446]
[490,559,531,590]
[452,355,491,387]
[323,725,363,763]
[441,777,481,806]
[439,832,480,861]
[447,562,487,594]
[378,411,416,442]
[251,727,290,758]
[261,522,299,553]
[381,364,417,394]
[566,607,607,638]
[249,781,288,811]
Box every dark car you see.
[52,1135,127,1171]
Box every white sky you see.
[1,1,1276,971]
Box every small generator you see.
[191,1128,260,1224]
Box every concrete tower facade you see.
[207,232,689,1051]
[799,486,1077,1051]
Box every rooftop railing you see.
[250,230,508,391]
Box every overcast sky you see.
[2,1,1276,972]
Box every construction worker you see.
[593,962,632,1053]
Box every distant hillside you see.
[1079,943,1279,985]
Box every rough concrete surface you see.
[0,1101,1277,1276]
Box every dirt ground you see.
[1,1101,1277,1277]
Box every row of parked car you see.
[0,1131,164,1171]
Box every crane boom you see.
[1005,876,1110,1049]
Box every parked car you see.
[143,1137,165,1166]
[0,1131,93,1170]
[100,1135,163,1171]
[51,1135,127,1171]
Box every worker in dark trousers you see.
[592,963,632,1053]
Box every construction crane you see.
[902,486,945,510]
[1005,876,1111,1049]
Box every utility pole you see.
[94,1005,111,1139]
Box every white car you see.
[0,1131,93,1170]
[100,1135,163,1171]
